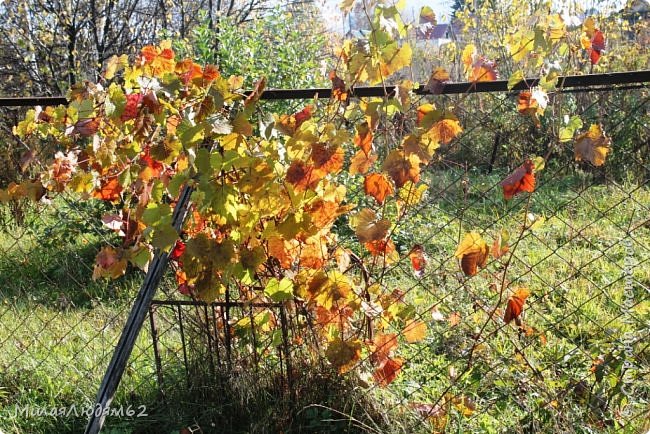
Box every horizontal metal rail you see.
[0,70,648,107]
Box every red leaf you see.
[504,288,530,325]
[500,160,535,200]
[373,357,404,387]
[170,240,186,261]
[408,244,427,277]
[590,30,605,65]
[121,93,143,121]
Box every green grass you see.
[1,173,649,433]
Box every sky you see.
[315,0,629,33]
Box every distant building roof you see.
[416,22,463,41]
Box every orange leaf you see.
[370,333,398,366]
[310,142,344,176]
[448,312,461,327]
[373,357,404,387]
[455,232,489,276]
[139,146,164,182]
[403,320,427,343]
[202,64,221,81]
[93,177,122,202]
[469,59,498,82]
[504,288,530,325]
[589,30,605,65]
[365,238,396,256]
[244,77,266,109]
[500,160,535,200]
[92,246,127,280]
[329,70,348,102]
[354,122,374,155]
[382,150,420,189]
[349,150,377,175]
[286,160,321,191]
[429,118,463,144]
[425,67,450,94]
[364,173,394,205]
[491,231,509,259]
[408,244,427,277]
[307,199,342,228]
[574,124,611,167]
[276,105,313,136]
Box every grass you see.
[1,171,649,433]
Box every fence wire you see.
[0,84,649,434]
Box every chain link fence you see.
[1,82,649,433]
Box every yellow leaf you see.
[454,232,488,258]
[574,124,611,167]
[326,337,362,373]
[403,320,427,343]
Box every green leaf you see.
[507,70,525,90]
[151,223,178,252]
[264,277,294,302]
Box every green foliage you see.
[173,7,327,89]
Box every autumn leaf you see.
[452,395,477,417]
[286,160,321,191]
[373,357,404,386]
[500,159,535,200]
[383,150,420,189]
[364,173,394,205]
[354,122,373,155]
[120,93,143,121]
[67,118,100,137]
[310,142,344,176]
[170,240,186,261]
[93,177,123,202]
[329,70,348,102]
[574,124,611,166]
[349,150,377,175]
[139,146,164,182]
[425,67,450,94]
[582,18,606,65]
[104,54,128,80]
[408,244,426,277]
[326,337,362,373]
[462,44,497,82]
[455,232,489,276]
[403,319,427,343]
[491,229,510,259]
[429,118,463,145]
[365,238,396,257]
[517,88,548,127]
[139,41,175,76]
[276,105,313,136]
[504,287,531,325]
[351,208,391,243]
[370,333,398,366]
[244,77,266,109]
[93,246,127,280]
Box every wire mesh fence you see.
[0,82,649,433]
